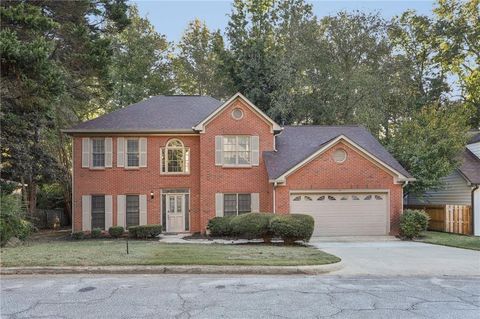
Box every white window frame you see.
[161,139,190,174]
[125,138,140,168]
[90,138,105,169]
[222,135,251,167]
[223,193,252,216]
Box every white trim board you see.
[193,92,283,133]
[275,135,414,184]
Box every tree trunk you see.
[28,179,37,216]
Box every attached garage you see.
[290,192,389,236]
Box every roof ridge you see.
[284,124,362,128]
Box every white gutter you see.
[272,181,277,214]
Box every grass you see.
[0,240,340,267]
[418,231,480,251]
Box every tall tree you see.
[110,5,173,109]
[173,19,232,98]
[1,0,129,219]
[225,0,280,112]
[433,0,480,127]
[1,2,65,214]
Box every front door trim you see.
[165,193,185,233]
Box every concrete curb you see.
[1,262,343,276]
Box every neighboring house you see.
[406,133,480,236]
[64,93,414,236]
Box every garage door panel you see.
[290,192,388,236]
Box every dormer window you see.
[161,139,190,174]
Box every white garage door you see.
[290,192,389,236]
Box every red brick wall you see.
[73,135,202,232]
[199,99,275,230]
[274,141,404,235]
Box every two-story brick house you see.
[65,93,414,236]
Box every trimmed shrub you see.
[128,224,162,239]
[230,213,274,240]
[108,226,124,238]
[72,231,85,240]
[207,216,234,237]
[270,214,314,244]
[91,228,102,238]
[400,209,430,239]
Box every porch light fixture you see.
[150,191,154,199]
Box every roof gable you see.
[193,93,282,133]
[263,126,413,181]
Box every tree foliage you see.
[110,5,173,109]
[173,19,232,98]
[1,0,477,219]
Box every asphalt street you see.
[1,274,479,319]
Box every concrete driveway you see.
[310,237,480,276]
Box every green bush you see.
[207,216,234,237]
[400,209,430,239]
[108,226,124,238]
[128,224,162,239]
[0,194,34,245]
[270,214,314,244]
[91,228,102,238]
[72,231,85,240]
[230,213,274,240]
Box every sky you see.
[134,0,437,42]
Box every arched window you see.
[161,139,190,174]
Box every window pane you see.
[237,136,250,150]
[126,195,139,227]
[91,139,105,167]
[238,194,251,214]
[91,195,105,229]
[176,195,182,212]
[127,153,139,167]
[224,194,237,216]
[127,139,139,152]
[167,149,184,172]
[223,152,236,165]
[238,151,250,165]
[127,139,139,167]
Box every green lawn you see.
[418,231,480,251]
[0,240,340,267]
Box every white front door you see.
[166,194,184,233]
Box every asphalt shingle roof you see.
[65,95,223,133]
[459,149,480,184]
[263,125,412,180]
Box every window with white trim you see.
[223,136,250,166]
[126,195,139,228]
[91,138,105,168]
[223,193,251,217]
[91,195,105,229]
[161,139,190,173]
[126,139,139,167]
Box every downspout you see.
[272,181,277,214]
[71,138,74,234]
[472,185,479,236]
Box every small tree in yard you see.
[387,103,470,197]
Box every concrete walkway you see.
[309,236,480,276]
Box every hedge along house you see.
[64,93,414,236]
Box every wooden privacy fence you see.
[405,204,472,235]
